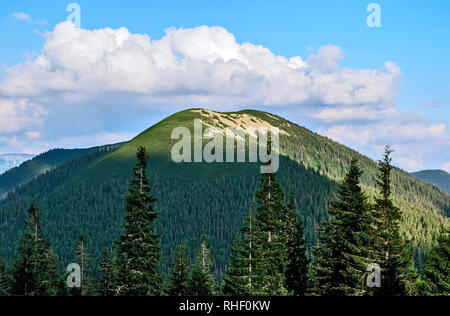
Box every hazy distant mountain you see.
[0,145,123,199]
[0,154,34,174]
[412,170,450,194]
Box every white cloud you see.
[12,12,31,22]
[311,106,395,122]
[307,45,345,73]
[0,22,447,173]
[442,162,450,173]
[0,23,401,108]
[0,99,46,134]
[320,111,450,172]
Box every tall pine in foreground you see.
[223,206,257,296]
[419,227,450,296]
[371,147,418,296]
[187,235,217,296]
[285,191,310,296]
[312,160,372,296]
[9,204,60,296]
[0,252,8,296]
[166,244,190,296]
[114,146,161,296]
[252,172,289,296]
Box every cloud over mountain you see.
[0,22,401,108]
[0,22,447,172]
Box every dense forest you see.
[412,170,450,194]
[0,144,122,199]
[0,146,448,296]
[0,109,448,296]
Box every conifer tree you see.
[371,147,418,296]
[312,160,372,296]
[57,273,71,296]
[72,235,92,296]
[419,228,450,296]
[187,235,216,296]
[98,248,115,296]
[114,146,161,296]
[10,204,60,296]
[285,191,311,296]
[252,172,289,296]
[0,252,8,296]
[223,206,257,296]
[167,244,190,296]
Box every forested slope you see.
[412,170,450,194]
[0,109,448,277]
[0,145,122,199]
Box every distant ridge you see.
[0,144,123,199]
[0,154,34,175]
[412,170,450,194]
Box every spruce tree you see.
[114,146,161,296]
[419,228,450,296]
[98,248,115,296]
[72,235,92,296]
[187,235,216,296]
[312,159,372,296]
[0,252,8,296]
[371,147,418,296]
[223,206,257,296]
[167,244,190,296]
[252,172,289,296]
[285,191,311,296]
[10,204,60,296]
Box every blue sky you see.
[0,0,449,172]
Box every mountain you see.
[0,154,34,175]
[412,170,450,194]
[0,145,123,200]
[0,109,448,276]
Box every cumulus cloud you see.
[0,99,46,134]
[319,110,450,171]
[0,22,446,173]
[0,22,401,108]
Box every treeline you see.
[0,146,448,296]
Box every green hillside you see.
[0,145,122,199]
[412,170,450,194]
[0,109,448,277]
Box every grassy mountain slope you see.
[412,170,450,194]
[0,109,448,275]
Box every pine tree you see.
[312,159,372,296]
[114,146,161,296]
[187,235,216,296]
[223,206,257,296]
[71,235,92,296]
[285,191,311,296]
[371,147,418,296]
[252,172,289,296]
[419,228,450,296]
[10,204,60,296]
[0,252,8,296]
[57,273,72,296]
[98,248,115,296]
[166,244,190,296]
